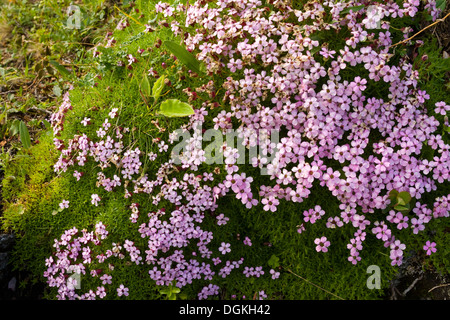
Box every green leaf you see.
[158,99,195,118]
[49,60,72,79]
[397,191,411,205]
[178,293,188,300]
[42,119,51,130]
[9,119,20,136]
[164,40,204,74]
[267,254,280,269]
[159,288,170,295]
[436,0,446,11]
[340,5,365,15]
[395,204,410,212]
[172,287,180,294]
[152,75,165,102]
[444,125,450,134]
[388,189,399,202]
[140,74,151,97]
[18,120,31,149]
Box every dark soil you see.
[386,253,449,300]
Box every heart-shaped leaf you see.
[397,191,411,205]
[388,189,399,203]
[158,99,195,118]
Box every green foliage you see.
[4,119,31,149]
[158,282,186,300]
[164,40,205,75]
[158,99,195,118]
[267,255,280,269]
[152,74,166,103]
[18,120,31,149]
[436,0,447,12]
[384,189,413,214]
[140,73,152,98]
[339,5,365,16]
[49,60,73,80]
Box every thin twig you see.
[402,274,423,296]
[285,268,345,300]
[114,5,143,26]
[428,283,450,293]
[389,12,450,48]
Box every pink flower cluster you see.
[43,222,141,300]
[173,0,449,266]
[198,284,220,300]
[45,0,449,299]
[49,88,73,137]
[243,266,265,278]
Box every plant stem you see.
[285,268,345,300]
[114,5,143,26]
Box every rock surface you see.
[0,233,15,299]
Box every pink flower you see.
[216,213,229,226]
[117,284,129,297]
[270,269,280,279]
[109,108,118,119]
[319,47,336,59]
[91,194,101,206]
[100,274,112,285]
[127,54,137,65]
[73,170,83,181]
[81,117,90,126]
[314,236,330,252]
[348,251,361,265]
[261,196,279,212]
[347,238,362,255]
[434,101,449,115]
[96,286,106,299]
[59,200,69,210]
[390,240,406,257]
[219,242,231,255]
[423,241,437,255]
[393,212,409,230]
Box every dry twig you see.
[390,12,450,48]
